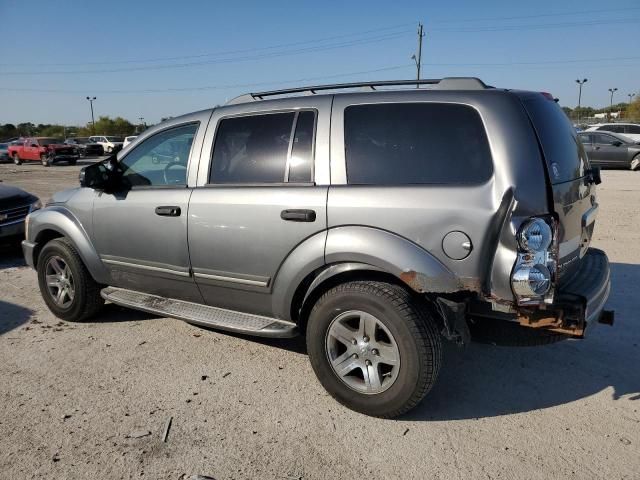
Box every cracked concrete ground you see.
[1,162,638,479]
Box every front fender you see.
[325,226,467,293]
[27,206,110,284]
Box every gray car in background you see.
[578,131,640,170]
[21,78,613,418]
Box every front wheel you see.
[306,281,442,418]
[40,154,50,167]
[631,154,640,171]
[13,154,22,165]
[37,238,104,322]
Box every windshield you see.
[105,136,123,142]
[69,137,88,144]
[39,138,64,146]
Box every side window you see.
[344,103,493,185]
[119,123,198,187]
[594,133,615,145]
[578,134,591,144]
[626,125,640,134]
[288,110,315,183]
[209,110,316,184]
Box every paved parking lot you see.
[0,161,639,479]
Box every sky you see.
[1,0,639,125]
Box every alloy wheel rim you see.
[325,310,401,394]
[45,256,75,308]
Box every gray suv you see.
[22,78,613,418]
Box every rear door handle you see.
[155,206,181,217]
[281,209,316,222]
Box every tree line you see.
[562,98,640,122]
[0,116,149,141]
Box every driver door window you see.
[120,123,198,187]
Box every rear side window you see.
[522,96,588,184]
[626,125,640,134]
[344,103,493,185]
[209,110,316,184]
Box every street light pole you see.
[628,93,636,104]
[86,96,97,133]
[575,78,587,122]
[608,88,618,119]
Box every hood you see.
[47,144,74,149]
[0,183,36,209]
[49,187,80,205]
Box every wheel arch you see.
[29,207,110,284]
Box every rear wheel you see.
[37,238,104,322]
[631,154,640,171]
[306,281,442,418]
[13,153,22,165]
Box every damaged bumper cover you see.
[518,248,613,337]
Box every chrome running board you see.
[101,287,298,338]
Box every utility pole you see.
[411,22,425,88]
[86,96,97,133]
[138,117,145,133]
[575,78,587,122]
[608,88,618,119]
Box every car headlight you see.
[30,198,42,212]
[511,264,552,297]
[518,218,552,253]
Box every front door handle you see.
[281,209,316,222]
[155,206,181,217]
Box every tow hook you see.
[598,310,615,326]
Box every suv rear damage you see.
[22,78,613,417]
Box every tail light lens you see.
[511,216,557,305]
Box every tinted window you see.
[598,125,623,133]
[594,133,617,145]
[523,96,587,184]
[578,133,592,144]
[288,111,315,183]
[119,123,197,187]
[210,112,295,184]
[344,103,492,185]
[626,125,640,134]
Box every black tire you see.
[37,238,104,322]
[69,159,77,166]
[306,281,442,418]
[468,317,567,346]
[40,154,50,167]
[13,153,22,165]
[631,154,640,171]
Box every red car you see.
[8,137,80,167]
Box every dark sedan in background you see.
[0,142,9,163]
[578,131,640,170]
[0,183,41,244]
[64,137,104,157]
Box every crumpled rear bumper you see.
[519,248,613,337]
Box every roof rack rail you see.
[226,77,489,105]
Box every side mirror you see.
[79,154,121,191]
[31,143,38,148]
[612,140,623,147]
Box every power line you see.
[0,23,414,67]
[430,6,640,24]
[0,64,414,94]
[0,31,411,76]
[430,17,640,32]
